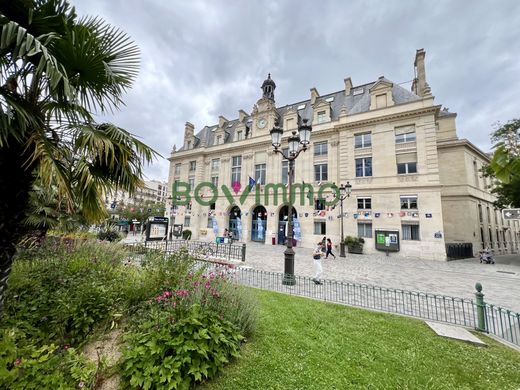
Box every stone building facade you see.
[167,49,520,260]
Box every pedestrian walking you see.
[325,238,336,259]
[321,236,327,253]
[312,241,325,285]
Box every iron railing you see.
[124,245,520,348]
[124,240,246,262]
[197,262,520,348]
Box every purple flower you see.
[78,381,85,388]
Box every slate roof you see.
[179,77,433,151]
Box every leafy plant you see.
[97,229,121,242]
[121,304,242,390]
[344,236,365,247]
[182,229,192,240]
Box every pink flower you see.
[78,381,85,388]
[14,358,22,366]
[204,282,211,289]
[63,345,70,351]
[209,272,215,280]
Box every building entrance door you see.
[278,221,287,245]
[251,205,267,242]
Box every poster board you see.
[146,216,169,241]
[375,229,400,252]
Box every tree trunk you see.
[0,140,34,319]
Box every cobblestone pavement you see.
[238,242,520,312]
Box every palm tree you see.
[0,0,158,318]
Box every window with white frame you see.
[317,111,327,124]
[314,221,326,235]
[184,216,191,228]
[400,195,418,209]
[355,157,372,177]
[314,141,328,156]
[402,223,420,240]
[358,222,373,238]
[255,164,266,185]
[395,126,416,143]
[189,161,196,172]
[314,164,328,182]
[231,155,242,185]
[188,177,195,191]
[315,198,325,210]
[236,130,243,141]
[211,158,220,171]
[216,135,222,145]
[211,176,218,187]
[207,203,216,228]
[174,163,181,176]
[357,197,372,209]
[354,132,372,148]
[397,153,417,174]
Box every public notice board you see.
[375,229,400,252]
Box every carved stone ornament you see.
[243,154,254,160]
[330,140,340,147]
[221,157,230,163]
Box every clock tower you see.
[252,73,279,136]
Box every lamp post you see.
[339,182,352,258]
[270,118,312,285]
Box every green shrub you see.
[182,229,192,240]
[0,328,96,390]
[344,235,365,247]
[122,304,242,390]
[97,229,121,242]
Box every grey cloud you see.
[73,0,520,180]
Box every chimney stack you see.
[310,87,320,105]
[218,115,228,128]
[413,49,429,97]
[344,77,353,96]
[238,109,248,122]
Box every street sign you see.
[502,209,520,220]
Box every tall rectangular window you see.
[281,148,289,185]
[473,160,480,188]
[184,216,191,228]
[231,156,241,185]
[189,161,196,172]
[255,164,266,185]
[211,158,220,171]
[357,197,372,209]
[354,133,371,149]
[211,176,218,187]
[207,203,216,228]
[478,204,483,223]
[376,94,387,108]
[402,224,420,240]
[174,163,181,176]
[397,153,417,174]
[236,130,243,141]
[358,222,373,238]
[317,111,327,124]
[314,141,328,156]
[395,126,416,143]
[314,221,326,234]
[355,157,372,177]
[400,195,418,209]
[314,164,328,182]
[188,177,195,191]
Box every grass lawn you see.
[199,289,520,390]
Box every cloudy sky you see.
[74,0,520,181]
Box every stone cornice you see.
[437,139,491,162]
[335,105,441,131]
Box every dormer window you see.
[317,111,327,124]
[217,135,222,145]
[236,131,243,141]
[187,140,192,149]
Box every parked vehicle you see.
[479,248,495,264]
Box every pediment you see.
[369,79,393,92]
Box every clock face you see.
[257,118,267,129]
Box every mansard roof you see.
[179,77,425,151]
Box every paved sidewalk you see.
[239,242,520,312]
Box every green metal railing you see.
[124,239,246,262]
[124,244,520,348]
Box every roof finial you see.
[261,73,276,101]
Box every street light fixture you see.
[270,118,312,285]
[339,181,352,258]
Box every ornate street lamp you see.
[339,182,352,257]
[270,118,312,285]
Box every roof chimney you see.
[413,49,429,97]
[310,87,320,105]
[344,77,352,96]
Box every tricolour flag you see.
[248,176,256,190]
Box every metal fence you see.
[198,262,520,348]
[124,239,246,262]
[124,244,520,348]
[445,242,473,259]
